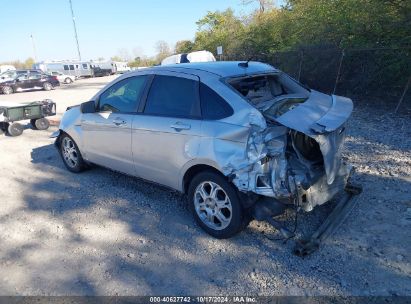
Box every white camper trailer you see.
[112,61,131,73]
[33,61,93,78]
[90,61,130,74]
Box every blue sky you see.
[0,0,261,62]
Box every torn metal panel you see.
[265,93,353,185]
[211,89,353,211]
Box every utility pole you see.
[30,34,38,62]
[69,0,82,61]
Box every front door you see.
[15,73,30,90]
[132,73,202,190]
[81,75,148,175]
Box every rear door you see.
[27,72,43,89]
[80,75,149,175]
[131,72,202,190]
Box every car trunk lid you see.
[264,91,353,184]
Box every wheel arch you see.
[181,162,226,194]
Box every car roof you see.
[136,61,278,77]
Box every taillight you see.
[52,76,58,80]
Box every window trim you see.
[96,75,150,114]
[139,74,202,120]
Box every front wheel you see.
[2,86,13,95]
[188,171,245,239]
[59,134,86,173]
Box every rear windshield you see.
[227,73,309,106]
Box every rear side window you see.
[64,65,69,71]
[144,75,200,118]
[200,83,233,120]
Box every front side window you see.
[144,75,199,118]
[82,64,88,69]
[69,65,74,70]
[200,83,233,120]
[16,73,28,81]
[98,76,148,113]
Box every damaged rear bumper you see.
[290,163,353,211]
[224,93,354,212]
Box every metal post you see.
[69,0,81,61]
[30,34,38,62]
[297,51,304,81]
[333,49,345,95]
[394,76,411,113]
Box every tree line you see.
[174,0,410,58]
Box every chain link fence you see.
[229,47,411,110]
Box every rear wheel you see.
[188,171,245,239]
[2,86,13,95]
[31,118,50,130]
[7,122,23,137]
[59,133,86,173]
[64,77,73,84]
[43,82,52,91]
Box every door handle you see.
[170,122,191,131]
[113,118,127,126]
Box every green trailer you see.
[0,99,56,136]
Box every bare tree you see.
[117,48,131,61]
[241,0,274,12]
[132,46,144,59]
[155,40,171,62]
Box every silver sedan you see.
[53,61,353,239]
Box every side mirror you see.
[80,100,96,113]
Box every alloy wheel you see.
[62,137,78,168]
[194,181,233,230]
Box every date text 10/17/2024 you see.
[149,296,257,303]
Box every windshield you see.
[0,70,17,79]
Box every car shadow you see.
[1,141,404,295]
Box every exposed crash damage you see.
[217,72,362,254]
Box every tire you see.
[43,82,52,91]
[7,122,23,137]
[64,77,73,84]
[59,133,86,173]
[31,118,50,130]
[188,171,245,239]
[2,86,13,95]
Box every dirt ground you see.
[0,77,410,296]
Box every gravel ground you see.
[0,79,410,296]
